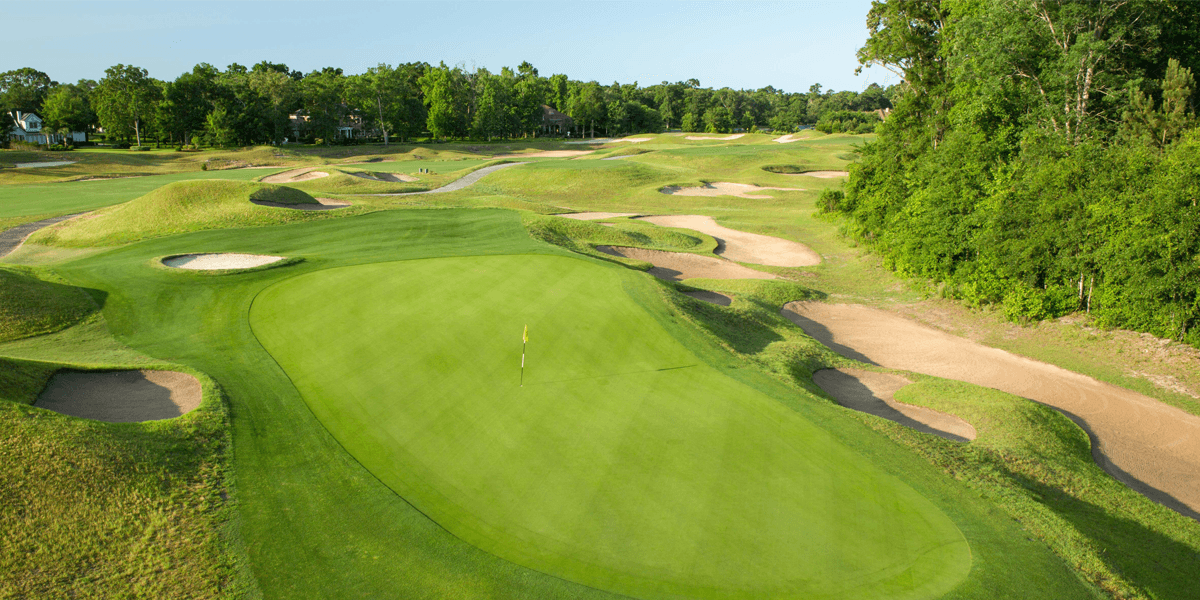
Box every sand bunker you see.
[348,171,417,183]
[35,370,202,422]
[601,155,632,160]
[683,290,732,306]
[162,253,284,270]
[493,150,593,159]
[565,138,651,144]
[637,214,820,267]
[261,167,329,183]
[556,212,639,220]
[660,182,803,200]
[596,246,775,281]
[814,368,976,442]
[784,301,1200,519]
[792,170,848,178]
[251,197,351,211]
[15,161,77,168]
[773,134,808,144]
[685,134,745,141]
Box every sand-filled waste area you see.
[638,214,820,267]
[784,301,1200,519]
[660,182,802,199]
[35,370,202,422]
[813,368,976,442]
[261,167,329,183]
[596,246,775,281]
[163,253,284,270]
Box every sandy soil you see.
[814,368,976,442]
[783,301,1200,520]
[564,138,652,144]
[685,134,745,141]
[637,214,821,267]
[261,167,329,183]
[596,246,775,281]
[556,212,639,220]
[493,150,593,159]
[35,370,202,422]
[348,171,417,183]
[683,290,732,306]
[660,182,803,200]
[792,170,849,178]
[162,253,284,270]
[773,134,807,143]
[251,197,351,211]
[14,161,77,168]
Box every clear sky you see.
[5,1,893,93]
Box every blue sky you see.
[6,1,892,93]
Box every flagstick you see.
[520,341,526,387]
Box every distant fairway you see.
[250,254,971,599]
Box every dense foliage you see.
[833,0,1200,346]
[3,61,893,147]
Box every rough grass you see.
[0,266,98,343]
[522,212,716,266]
[29,179,369,247]
[247,184,319,206]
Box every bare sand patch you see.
[791,170,849,178]
[784,301,1200,519]
[814,368,976,442]
[596,246,775,281]
[251,197,350,211]
[685,134,745,141]
[493,150,593,159]
[683,290,732,306]
[162,253,284,270]
[15,161,77,168]
[564,137,652,144]
[637,214,820,267]
[601,155,632,161]
[347,171,417,183]
[35,370,202,422]
[660,182,803,200]
[261,167,329,183]
[556,212,639,220]
[773,134,808,143]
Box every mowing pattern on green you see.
[250,254,971,600]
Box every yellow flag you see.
[522,324,528,344]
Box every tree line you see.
[827,0,1200,346]
[1,62,894,147]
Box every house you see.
[8,111,86,144]
[541,105,573,136]
[288,107,367,142]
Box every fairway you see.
[250,254,971,599]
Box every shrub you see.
[111,142,130,149]
[131,146,150,151]
[762,164,806,174]
[48,144,74,151]
[817,189,845,214]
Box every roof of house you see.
[542,104,571,122]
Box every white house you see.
[8,111,86,144]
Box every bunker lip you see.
[347,171,417,183]
[685,134,745,141]
[35,369,202,423]
[261,167,329,183]
[596,245,776,281]
[660,182,803,199]
[784,300,1200,520]
[791,170,849,178]
[251,197,351,211]
[555,212,640,220]
[683,290,733,306]
[813,368,977,442]
[637,214,821,267]
[492,150,593,159]
[162,253,285,270]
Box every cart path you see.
[0,213,86,258]
[351,162,528,196]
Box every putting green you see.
[249,254,971,599]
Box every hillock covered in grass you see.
[0,267,98,343]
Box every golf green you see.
[249,254,971,599]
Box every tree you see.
[419,63,469,140]
[41,82,96,142]
[703,106,733,133]
[249,67,299,144]
[93,64,159,146]
[349,63,425,144]
[0,68,56,114]
[301,67,348,143]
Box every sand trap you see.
[493,150,593,159]
[791,170,848,178]
[774,134,808,143]
[661,182,803,199]
[347,171,417,183]
[556,212,639,220]
[601,155,632,160]
[261,167,329,183]
[814,368,976,442]
[784,301,1200,520]
[162,253,284,270]
[15,161,77,168]
[686,134,745,141]
[35,370,202,422]
[596,246,775,281]
[564,138,652,144]
[683,290,732,306]
[251,197,351,211]
[637,214,821,267]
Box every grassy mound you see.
[0,267,98,343]
[523,212,716,265]
[762,164,807,174]
[29,180,350,247]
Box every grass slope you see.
[249,254,970,600]
[0,266,98,342]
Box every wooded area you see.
[1,62,893,147]
[827,0,1200,347]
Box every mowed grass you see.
[0,266,98,342]
[248,254,970,600]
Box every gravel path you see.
[0,213,85,259]
[352,162,528,196]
